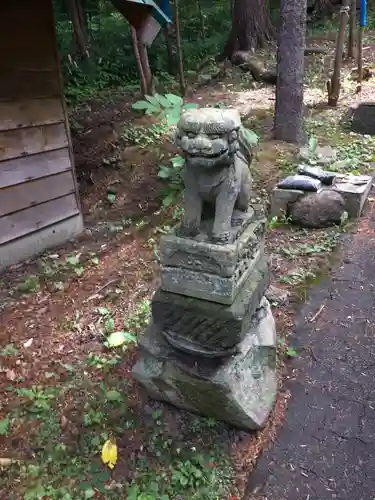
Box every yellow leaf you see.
[101,437,117,469]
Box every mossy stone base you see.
[132,298,277,430]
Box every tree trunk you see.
[163,25,174,73]
[138,42,154,95]
[327,0,350,106]
[224,0,275,59]
[69,0,89,58]
[348,0,356,58]
[174,0,186,95]
[274,0,307,143]
[131,27,147,96]
[314,0,334,14]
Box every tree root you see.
[230,47,327,85]
[197,47,328,86]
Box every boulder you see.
[289,189,346,228]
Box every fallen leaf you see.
[0,458,15,467]
[101,436,117,469]
[6,370,16,381]
[106,331,136,348]
[60,415,69,430]
[23,338,33,348]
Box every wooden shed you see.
[0,0,83,272]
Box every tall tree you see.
[223,0,275,59]
[274,0,307,143]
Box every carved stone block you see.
[152,258,270,355]
[160,218,267,304]
[132,297,277,431]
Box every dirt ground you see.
[1,33,375,499]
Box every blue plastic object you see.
[160,0,172,19]
[360,0,367,27]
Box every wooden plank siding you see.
[0,0,83,270]
[0,148,72,188]
[0,194,80,245]
[0,99,64,131]
[0,123,69,161]
[0,171,76,217]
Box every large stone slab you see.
[152,258,270,355]
[333,174,372,218]
[132,297,277,431]
[269,188,305,218]
[160,218,267,304]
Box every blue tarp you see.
[160,0,172,19]
[124,0,172,25]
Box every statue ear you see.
[229,130,238,142]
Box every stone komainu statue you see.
[176,107,253,244]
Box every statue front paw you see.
[177,224,200,239]
[211,231,231,244]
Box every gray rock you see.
[132,297,277,431]
[351,102,375,135]
[153,258,271,354]
[270,188,305,218]
[265,285,290,306]
[333,174,373,218]
[289,189,346,228]
[299,145,337,166]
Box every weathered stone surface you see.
[299,145,337,166]
[160,216,265,278]
[333,174,372,218]
[153,258,270,354]
[265,285,290,306]
[161,246,265,305]
[270,188,305,218]
[176,108,254,244]
[289,189,346,228]
[132,297,277,431]
[351,102,375,135]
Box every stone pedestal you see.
[133,213,277,430]
[152,258,270,355]
[160,216,266,305]
[133,298,277,430]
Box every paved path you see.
[247,205,375,500]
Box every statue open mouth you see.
[185,149,228,159]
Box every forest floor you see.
[1,31,375,499]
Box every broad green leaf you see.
[145,95,161,111]
[0,417,10,436]
[240,127,259,146]
[97,307,110,316]
[171,155,185,167]
[66,253,81,266]
[166,112,182,126]
[106,389,122,402]
[155,93,173,108]
[309,136,318,154]
[183,103,199,110]
[162,193,176,207]
[132,100,151,111]
[80,483,95,499]
[165,93,183,106]
[106,331,137,348]
[158,167,172,179]
[107,193,116,203]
